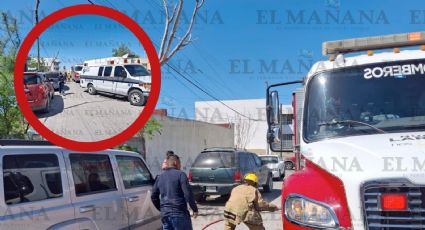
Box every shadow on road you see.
[262,187,282,203]
[36,95,64,118]
[54,85,70,92]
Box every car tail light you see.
[38,85,45,93]
[381,193,407,211]
[188,171,193,182]
[233,170,241,182]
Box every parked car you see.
[40,73,55,100]
[259,155,285,180]
[72,64,84,82]
[189,147,273,202]
[44,71,60,90]
[0,140,161,230]
[24,72,52,113]
[284,155,296,170]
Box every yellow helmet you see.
[244,173,258,184]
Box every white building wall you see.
[43,58,61,72]
[195,99,267,154]
[127,115,234,177]
[195,99,292,154]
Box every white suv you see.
[0,140,161,230]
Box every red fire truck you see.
[267,32,425,230]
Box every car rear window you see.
[24,74,41,85]
[192,151,235,168]
[260,156,279,164]
[3,154,62,205]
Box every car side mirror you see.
[120,71,127,78]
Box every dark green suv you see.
[188,148,273,202]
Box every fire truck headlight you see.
[285,195,338,228]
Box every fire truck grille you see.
[363,180,425,230]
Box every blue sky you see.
[2,0,425,119]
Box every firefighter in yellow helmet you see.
[223,173,279,230]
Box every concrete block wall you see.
[127,115,235,177]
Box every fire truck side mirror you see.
[266,80,304,152]
[269,91,280,126]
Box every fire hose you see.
[201,209,280,229]
[201,218,224,230]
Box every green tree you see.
[112,44,139,57]
[0,12,28,138]
[136,118,162,159]
[114,144,139,153]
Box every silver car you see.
[0,140,161,230]
[259,155,285,180]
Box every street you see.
[192,171,293,230]
[37,82,143,141]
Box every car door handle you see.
[79,205,95,213]
[127,196,139,202]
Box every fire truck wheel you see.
[128,89,146,106]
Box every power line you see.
[102,0,118,9]
[147,0,241,99]
[82,0,263,121]
[87,0,95,4]
[165,62,263,122]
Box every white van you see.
[80,57,151,106]
[0,140,161,230]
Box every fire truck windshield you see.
[304,59,425,142]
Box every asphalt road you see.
[192,170,293,230]
[36,81,143,141]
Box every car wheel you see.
[41,97,50,113]
[128,89,146,106]
[88,84,97,95]
[263,174,273,193]
[285,161,294,170]
[195,194,206,203]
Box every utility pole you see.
[34,0,40,70]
